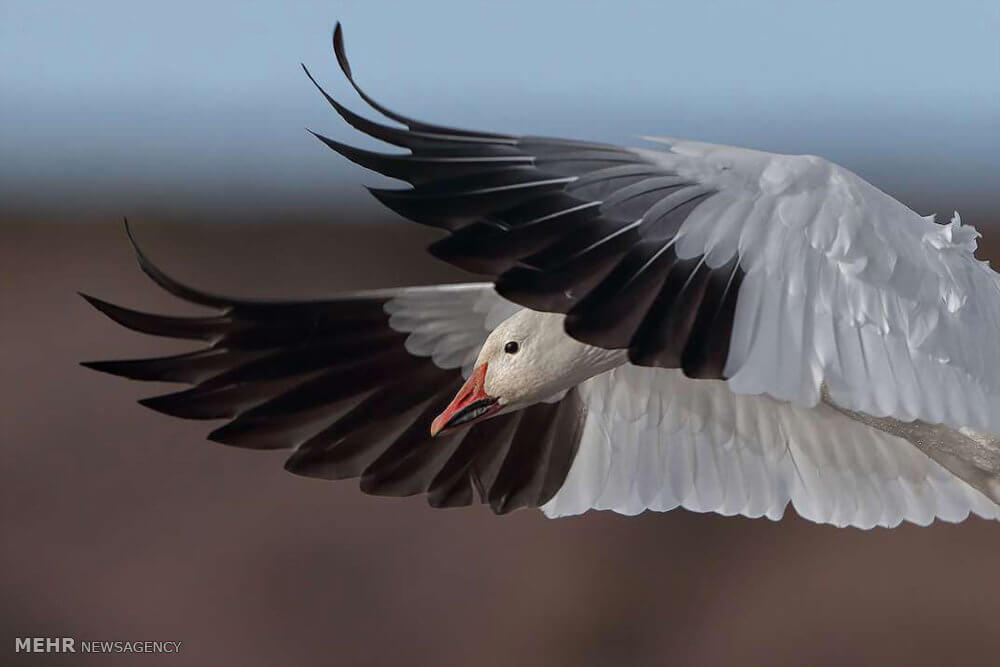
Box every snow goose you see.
[83,24,1000,528]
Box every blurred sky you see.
[2,0,997,222]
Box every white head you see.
[430,309,626,435]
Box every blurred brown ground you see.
[4,215,1000,667]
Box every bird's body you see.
[83,24,1000,529]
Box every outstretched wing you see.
[82,227,586,514]
[315,23,1000,435]
[543,366,1000,529]
[306,24,741,381]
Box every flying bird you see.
[83,24,1000,529]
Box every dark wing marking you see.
[82,226,586,514]
[309,23,744,378]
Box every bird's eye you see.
[504,341,519,355]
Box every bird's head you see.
[431,310,571,436]
[430,309,625,436]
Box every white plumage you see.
[553,367,1000,527]
[641,141,1000,431]
[84,24,1000,527]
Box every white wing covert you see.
[543,366,1000,528]
[385,283,520,376]
[640,140,1000,433]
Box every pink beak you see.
[431,363,500,436]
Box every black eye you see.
[504,341,519,355]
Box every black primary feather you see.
[311,24,744,378]
[82,224,585,513]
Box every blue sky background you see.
[2,0,997,222]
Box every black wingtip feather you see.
[80,360,116,374]
[326,22,515,140]
[301,63,364,126]
[365,187,456,230]
[123,220,231,309]
[80,358,161,381]
[137,390,236,421]
[283,451,313,476]
[79,292,108,313]
[332,22,351,79]
[307,129,413,183]
[427,479,475,508]
[301,64,422,150]
[283,447,362,481]
[137,393,195,418]
[207,419,296,450]
[330,19,416,130]
[427,234,514,275]
[80,292,226,340]
[80,292,124,322]
[79,349,244,384]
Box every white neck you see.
[529,311,628,394]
